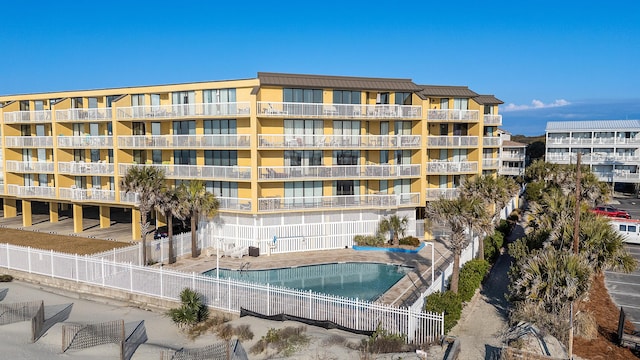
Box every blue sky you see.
[1,1,639,136]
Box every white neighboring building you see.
[545,120,640,184]
[498,130,526,176]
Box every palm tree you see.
[425,196,484,293]
[178,180,219,258]
[377,215,409,246]
[121,166,167,265]
[155,188,188,264]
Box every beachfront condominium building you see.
[0,72,503,249]
[498,130,526,177]
[546,120,640,185]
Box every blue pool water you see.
[203,262,411,301]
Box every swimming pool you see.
[203,262,411,302]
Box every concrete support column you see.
[73,204,83,234]
[99,206,110,228]
[49,202,59,223]
[22,200,32,227]
[3,198,17,218]
[132,208,141,240]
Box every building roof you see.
[503,140,527,147]
[473,95,504,105]
[546,120,640,132]
[257,72,422,91]
[416,85,479,99]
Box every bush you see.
[458,259,490,302]
[483,232,504,263]
[353,234,384,247]
[360,323,409,354]
[399,236,420,247]
[496,219,513,237]
[0,274,13,282]
[166,288,209,330]
[424,291,462,333]
[250,326,309,356]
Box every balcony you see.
[5,161,55,173]
[118,163,251,181]
[115,102,251,120]
[426,161,478,174]
[483,114,502,126]
[427,136,478,148]
[483,137,501,147]
[426,109,479,122]
[547,153,640,164]
[257,102,422,119]
[7,185,56,198]
[3,110,52,123]
[482,158,500,169]
[257,193,420,212]
[120,191,140,204]
[4,136,54,148]
[425,188,459,201]
[58,161,114,175]
[500,167,525,176]
[55,108,113,122]
[546,136,640,147]
[217,197,252,211]
[258,164,421,180]
[59,187,116,202]
[501,153,526,161]
[57,135,113,148]
[117,134,251,149]
[258,134,421,149]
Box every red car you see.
[590,206,631,219]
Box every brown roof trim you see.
[258,72,422,91]
[417,85,479,98]
[473,94,504,105]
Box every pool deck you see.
[163,240,453,307]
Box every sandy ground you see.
[0,280,445,360]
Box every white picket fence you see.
[0,243,444,344]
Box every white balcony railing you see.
[257,102,422,119]
[547,153,640,164]
[425,188,459,200]
[483,114,502,126]
[59,187,117,202]
[427,136,478,148]
[483,137,501,147]
[426,109,479,122]
[426,161,478,174]
[257,193,420,212]
[58,161,114,175]
[56,135,113,148]
[7,184,56,198]
[499,167,525,176]
[258,134,421,148]
[120,191,140,204]
[217,197,252,211]
[546,136,640,146]
[118,163,251,180]
[115,102,251,120]
[500,153,526,161]
[3,110,52,123]
[258,164,421,180]
[4,136,54,147]
[117,134,251,149]
[5,161,55,173]
[55,108,113,122]
[482,158,500,169]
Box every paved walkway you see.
[448,223,524,359]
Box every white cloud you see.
[502,99,570,111]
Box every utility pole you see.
[569,152,582,359]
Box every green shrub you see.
[496,219,512,237]
[483,232,504,263]
[458,259,490,302]
[353,234,385,247]
[166,288,209,329]
[399,236,420,247]
[360,323,409,354]
[424,291,462,333]
[0,274,13,282]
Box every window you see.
[453,98,468,110]
[440,98,449,109]
[395,150,410,165]
[453,123,468,136]
[440,124,448,136]
[205,181,238,198]
[205,119,237,134]
[131,94,145,106]
[380,150,389,164]
[484,126,495,137]
[133,150,145,164]
[152,150,162,164]
[394,121,411,135]
[376,92,389,104]
[132,122,145,135]
[285,181,323,207]
[173,120,195,135]
[34,100,44,111]
[285,150,322,166]
[203,88,236,103]
[72,97,83,109]
[484,105,493,115]
[395,92,412,105]
[394,179,411,195]
[150,94,161,108]
[335,180,359,196]
[204,150,237,166]
[106,95,119,108]
[333,90,361,104]
[172,91,195,104]
[20,100,29,111]
[174,150,196,165]
[283,88,323,103]
[334,150,359,165]
[88,98,98,109]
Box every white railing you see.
[425,161,478,174]
[427,136,478,148]
[547,153,640,164]
[0,243,444,344]
[216,197,252,211]
[5,161,55,173]
[259,164,421,180]
[115,102,251,120]
[117,135,251,149]
[499,167,525,176]
[57,136,113,148]
[257,102,422,119]
[55,108,113,122]
[546,136,640,146]
[118,163,251,181]
[6,185,56,198]
[425,188,459,200]
[3,110,52,123]
[258,134,421,148]
[483,114,502,126]
[120,191,140,204]
[426,109,478,122]
[4,136,54,147]
[59,188,117,202]
[58,161,114,175]
[500,153,525,161]
[483,137,501,147]
[482,158,500,169]
[257,193,420,212]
